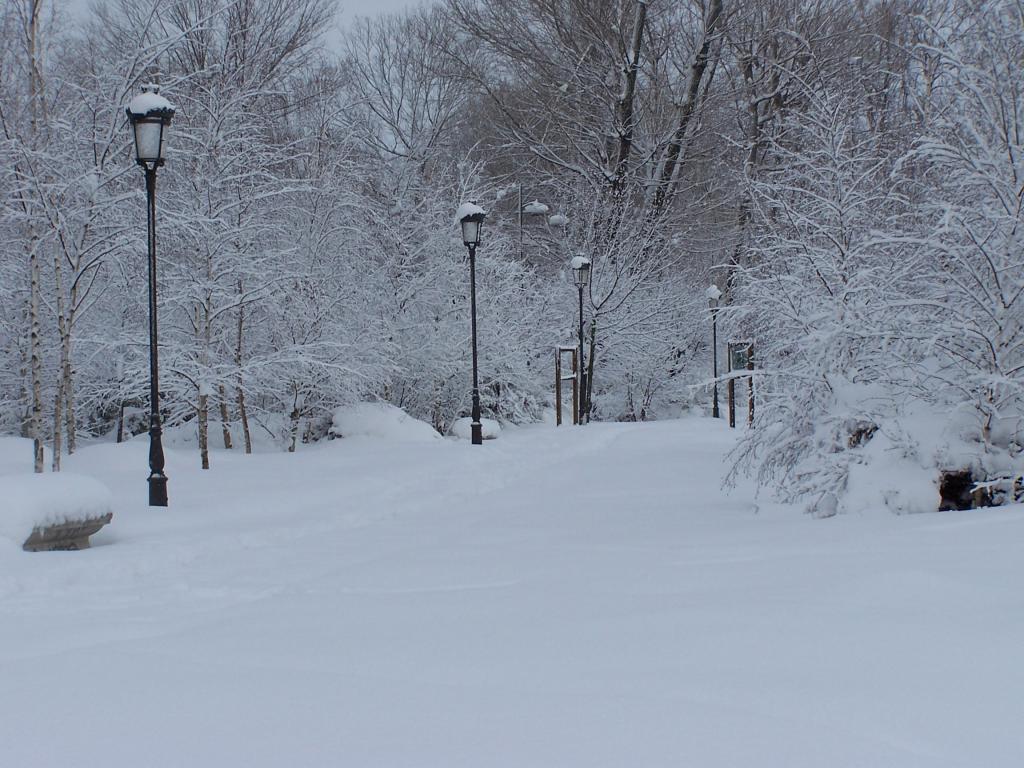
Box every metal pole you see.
[578,284,586,424]
[145,166,168,505]
[711,306,720,418]
[468,244,483,445]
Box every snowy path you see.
[1,418,1022,767]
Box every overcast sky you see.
[63,0,431,29]
[339,0,426,18]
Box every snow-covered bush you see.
[727,93,926,514]
[898,6,1024,500]
[330,402,440,442]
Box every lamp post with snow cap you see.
[571,255,591,424]
[126,84,174,506]
[458,203,487,445]
[706,284,722,419]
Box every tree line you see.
[2,0,1021,513]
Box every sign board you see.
[729,341,753,372]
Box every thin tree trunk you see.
[238,387,252,454]
[63,355,76,453]
[26,0,44,474]
[288,404,300,453]
[51,386,62,471]
[219,384,233,449]
[236,280,252,454]
[64,295,78,454]
[196,305,210,470]
[611,0,648,193]
[652,0,723,213]
[53,216,69,470]
[584,319,597,423]
[29,235,44,474]
[198,390,210,469]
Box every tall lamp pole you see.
[706,284,722,419]
[458,204,487,445]
[571,256,591,424]
[126,85,175,506]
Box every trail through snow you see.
[1,418,1021,767]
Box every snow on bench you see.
[0,473,113,552]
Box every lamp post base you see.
[148,474,168,507]
[471,421,483,445]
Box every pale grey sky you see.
[59,0,433,59]
[339,0,427,18]
[62,0,431,27]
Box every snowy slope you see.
[0,418,1021,767]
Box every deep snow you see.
[0,418,1021,767]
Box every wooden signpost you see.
[726,341,754,428]
[555,346,579,426]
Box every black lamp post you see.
[706,284,722,419]
[459,204,487,445]
[571,255,591,424]
[126,84,174,506]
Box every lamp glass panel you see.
[462,219,480,246]
[134,120,164,162]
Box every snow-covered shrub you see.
[727,93,926,514]
[899,6,1024,499]
[330,402,440,442]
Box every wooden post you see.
[555,347,579,426]
[571,351,578,425]
[728,376,736,428]
[747,343,754,427]
[555,350,562,426]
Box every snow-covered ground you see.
[1,418,1022,767]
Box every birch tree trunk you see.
[219,384,233,449]
[52,229,68,471]
[26,0,45,474]
[29,234,44,473]
[197,301,211,470]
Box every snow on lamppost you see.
[706,284,722,419]
[126,84,174,506]
[458,203,487,445]
[571,255,591,424]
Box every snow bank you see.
[449,417,501,440]
[844,429,939,515]
[160,414,306,452]
[0,435,51,477]
[330,402,440,442]
[0,473,113,545]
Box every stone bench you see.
[22,512,114,552]
[1,472,114,552]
